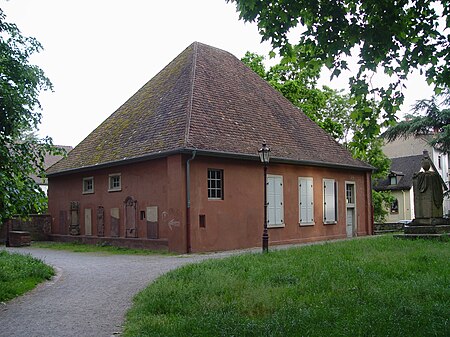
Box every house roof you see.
[31,145,73,184]
[47,42,371,176]
[373,155,423,191]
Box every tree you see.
[383,89,450,153]
[242,50,349,140]
[0,9,62,224]
[228,0,449,131]
[242,50,393,222]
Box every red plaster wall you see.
[48,157,180,245]
[48,154,372,253]
[188,156,372,252]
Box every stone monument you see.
[400,151,450,238]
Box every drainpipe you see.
[186,150,196,253]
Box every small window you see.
[390,175,397,185]
[391,199,399,213]
[82,177,94,194]
[346,183,355,205]
[438,155,442,169]
[108,173,121,192]
[208,169,223,200]
[199,214,206,228]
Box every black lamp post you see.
[258,141,270,253]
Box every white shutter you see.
[324,179,336,222]
[267,175,284,227]
[299,177,314,224]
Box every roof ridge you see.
[184,41,198,147]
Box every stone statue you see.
[412,154,444,219]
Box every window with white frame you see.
[208,169,223,200]
[267,175,284,227]
[323,179,337,223]
[108,173,121,192]
[82,177,94,194]
[299,177,314,225]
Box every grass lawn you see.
[32,241,172,255]
[0,250,55,302]
[124,236,449,337]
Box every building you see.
[383,136,450,217]
[46,42,373,253]
[31,145,73,194]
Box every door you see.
[345,182,356,237]
[346,208,354,237]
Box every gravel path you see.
[0,247,229,337]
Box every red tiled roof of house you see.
[47,42,371,175]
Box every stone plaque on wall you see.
[69,201,80,235]
[124,196,137,238]
[59,210,67,235]
[97,206,104,237]
[85,208,92,236]
[146,206,158,239]
[110,208,120,237]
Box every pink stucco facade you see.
[48,154,373,253]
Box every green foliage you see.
[228,0,449,128]
[0,9,63,224]
[242,51,392,221]
[384,89,450,153]
[372,190,395,223]
[32,241,173,255]
[124,236,450,336]
[0,250,54,302]
[242,50,352,141]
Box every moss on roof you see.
[47,42,370,175]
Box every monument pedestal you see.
[395,152,450,240]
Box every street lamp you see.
[258,141,270,253]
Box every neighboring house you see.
[46,42,373,253]
[373,155,423,222]
[31,145,73,194]
[383,136,450,216]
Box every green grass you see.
[124,236,450,337]
[32,241,173,255]
[0,250,55,302]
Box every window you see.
[108,173,121,192]
[299,177,314,225]
[208,169,223,199]
[323,179,337,223]
[438,155,442,169]
[391,199,399,213]
[82,177,94,194]
[390,175,397,185]
[346,183,355,205]
[199,214,206,228]
[267,175,284,227]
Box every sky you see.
[2,0,434,147]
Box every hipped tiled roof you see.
[47,42,371,175]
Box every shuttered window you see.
[267,175,284,227]
[323,179,338,223]
[299,177,314,225]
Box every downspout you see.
[186,150,196,253]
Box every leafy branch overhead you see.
[383,90,450,153]
[228,0,449,125]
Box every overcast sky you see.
[3,0,434,147]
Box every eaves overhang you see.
[46,147,373,177]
